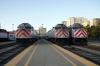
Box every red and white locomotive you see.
[68,23,88,45]
[46,24,69,45]
[15,23,38,43]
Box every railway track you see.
[0,41,16,49]
[1,40,100,65]
[0,42,31,65]
[62,45,100,65]
[71,45,100,55]
[83,45,100,51]
[62,46,100,65]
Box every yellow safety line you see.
[4,44,34,66]
[51,43,98,66]
[4,40,39,66]
[24,44,38,66]
[49,44,77,66]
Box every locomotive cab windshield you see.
[55,27,68,30]
[72,27,79,29]
[55,27,61,29]
[25,26,32,29]
[55,24,68,30]
[17,23,32,30]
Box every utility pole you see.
[42,24,43,28]
[42,24,43,37]
[39,28,40,37]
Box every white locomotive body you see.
[46,24,69,45]
[15,23,38,43]
[31,30,39,40]
[69,23,88,45]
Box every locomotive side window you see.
[55,27,61,29]
[17,26,24,29]
[9,35,13,37]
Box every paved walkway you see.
[5,39,97,66]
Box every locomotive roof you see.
[0,29,7,32]
[69,23,84,28]
[17,23,32,29]
[54,24,66,27]
[21,23,32,27]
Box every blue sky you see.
[0,0,100,31]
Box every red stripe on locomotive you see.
[55,30,69,37]
[15,29,31,37]
[74,28,87,38]
[56,30,62,37]
[19,33,27,37]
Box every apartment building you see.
[90,18,100,26]
[67,17,88,26]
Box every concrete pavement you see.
[5,39,97,66]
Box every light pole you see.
[12,24,14,31]
[39,28,40,37]
[42,24,43,28]
[42,24,43,37]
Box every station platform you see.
[5,39,97,66]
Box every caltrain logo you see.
[74,28,87,38]
[15,29,31,37]
[55,30,69,38]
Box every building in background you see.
[38,26,43,30]
[36,30,39,34]
[62,21,67,26]
[82,21,90,26]
[90,18,100,26]
[37,26,46,37]
[67,17,88,27]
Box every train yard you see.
[0,23,100,66]
[0,40,99,66]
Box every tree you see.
[85,25,92,37]
[92,26,100,37]
[96,19,100,26]
[91,25,95,30]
